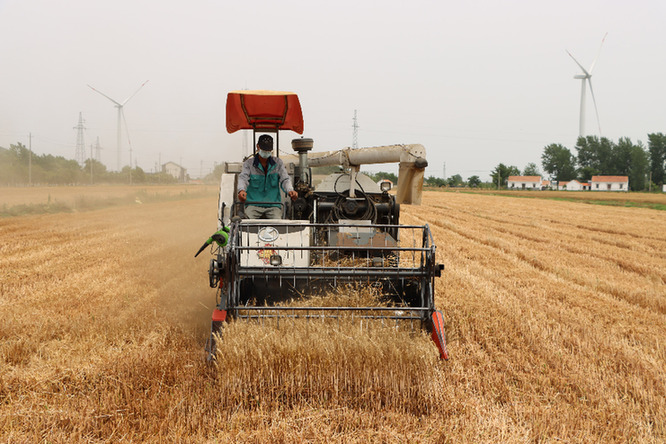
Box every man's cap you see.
[257,134,274,150]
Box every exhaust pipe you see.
[291,138,314,183]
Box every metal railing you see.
[222,221,437,322]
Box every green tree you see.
[629,142,650,191]
[1,145,22,184]
[490,163,520,189]
[83,159,108,183]
[131,166,146,183]
[203,163,225,184]
[367,171,398,184]
[541,144,577,182]
[447,174,463,187]
[648,132,666,185]
[9,142,30,164]
[612,138,634,176]
[467,175,481,187]
[575,136,614,178]
[424,176,446,187]
[522,162,541,177]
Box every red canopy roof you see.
[225,90,304,134]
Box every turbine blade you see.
[589,32,608,74]
[566,50,590,77]
[587,79,602,136]
[87,84,122,106]
[122,80,149,106]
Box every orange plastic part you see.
[226,90,304,134]
[431,310,449,360]
[212,309,227,322]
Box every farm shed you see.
[508,176,542,190]
[590,176,629,192]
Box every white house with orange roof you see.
[507,176,542,190]
[590,175,629,192]
[558,179,586,191]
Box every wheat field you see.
[1,189,665,443]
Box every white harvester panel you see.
[239,219,311,267]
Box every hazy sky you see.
[1,0,664,180]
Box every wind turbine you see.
[566,33,607,138]
[87,80,149,171]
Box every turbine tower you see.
[87,80,149,171]
[566,33,607,138]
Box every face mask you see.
[258,149,272,159]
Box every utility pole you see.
[90,143,94,184]
[73,112,86,166]
[28,132,32,186]
[443,161,446,180]
[352,110,359,149]
[94,137,102,163]
[649,171,652,192]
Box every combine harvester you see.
[196,90,448,361]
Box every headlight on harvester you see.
[380,180,392,192]
[270,254,283,266]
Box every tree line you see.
[487,134,665,192]
[540,134,664,191]
[1,143,178,185]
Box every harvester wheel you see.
[209,259,221,288]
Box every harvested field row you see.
[1,190,665,442]
[405,192,665,441]
[421,194,666,314]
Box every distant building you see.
[163,162,187,182]
[541,179,552,190]
[590,175,629,192]
[559,179,585,191]
[507,176,542,190]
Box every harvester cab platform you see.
[198,90,449,362]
